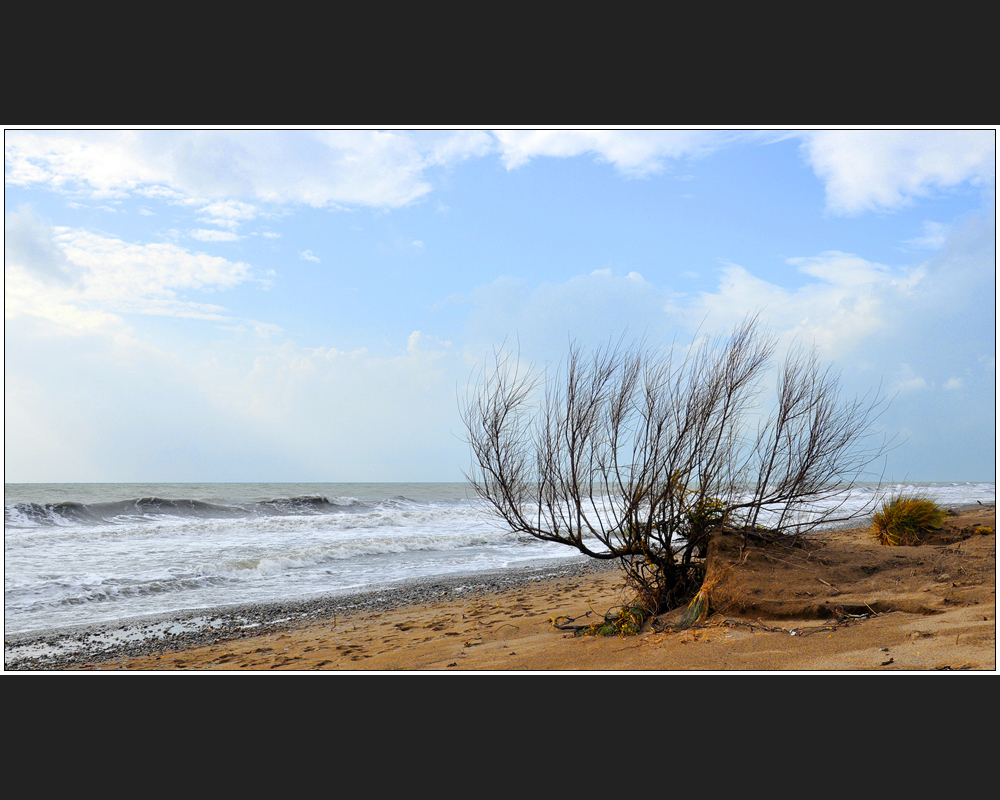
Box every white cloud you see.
[299,250,320,262]
[787,251,892,288]
[892,364,929,393]
[492,129,737,176]
[799,129,995,216]
[683,215,994,481]
[54,228,252,301]
[4,266,129,336]
[3,130,489,212]
[10,130,990,220]
[5,210,256,330]
[407,329,451,356]
[191,229,240,242]
[4,205,76,282]
[903,220,950,250]
[424,129,495,166]
[4,130,176,197]
[197,199,258,228]
[455,244,948,378]
[687,248,943,362]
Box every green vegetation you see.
[582,605,649,637]
[871,494,946,546]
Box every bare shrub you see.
[462,316,892,620]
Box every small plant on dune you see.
[871,494,946,546]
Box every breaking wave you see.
[4,494,379,529]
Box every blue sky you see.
[4,128,996,483]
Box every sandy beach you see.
[8,506,994,672]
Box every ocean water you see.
[4,480,995,639]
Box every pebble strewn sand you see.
[4,558,621,670]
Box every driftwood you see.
[550,611,596,632]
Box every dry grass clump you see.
[872,494,946,546]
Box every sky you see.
[3,128,996,484]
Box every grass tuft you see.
[871,494,946,546]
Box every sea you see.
[4,480,995,645]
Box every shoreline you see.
[4,556,621,670]
[6,505,994,672]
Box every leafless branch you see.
[461,316,892,615]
